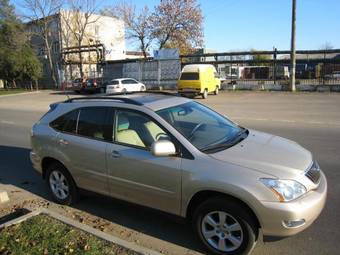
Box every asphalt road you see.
[0,91,340,255]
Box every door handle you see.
[111,150,121,158]
[58,139,68,146]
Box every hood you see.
[210,130,312,178]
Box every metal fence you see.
[59,48,340,91]
[102,59,180,90]
[181,49,340,89]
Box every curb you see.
[0,91,41,98]
[0,208,162,255]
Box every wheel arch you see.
[185,190,261,230]
[41,157,69,180]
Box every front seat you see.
[116,115,145,147]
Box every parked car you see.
[30,93,327,255]
[177,64,221,99]
[105,78,146,94]
[72,78,100,94]
[325,71,340,80]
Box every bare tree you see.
[62,0,100,78]
[101,3,153,59]
[320,42,334,50]
[21,0,62,88]
[152,0,203,54]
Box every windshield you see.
[157,101,248,153]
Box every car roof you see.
[182,64,216,72]
[64,93,191,111]
[112,78,136,81]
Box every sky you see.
[11,0,340,52]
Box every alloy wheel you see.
[49,170,69,200]
[201,211,243,252]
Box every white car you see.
[106,78,146,94]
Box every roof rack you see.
[64,96,143,106]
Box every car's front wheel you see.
[46,162,78,205]
[193,198,258,255]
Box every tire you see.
[122,88,127,94]
[202,89,208,99]
[75,90,80,94]
[192,197,258,255]
[140,85,146,91]
[46,162,78,205]
[214,86,219,95]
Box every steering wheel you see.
[188,123,206,140]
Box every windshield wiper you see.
[201,128,249,153]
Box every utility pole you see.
[290,0,297,91]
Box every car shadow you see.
[0,145,205,254]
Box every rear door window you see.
[180,72,199,80]
[77,107,112,141]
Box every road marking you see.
[0,120,15,125]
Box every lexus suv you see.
[30,92,327,255]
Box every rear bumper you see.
[30,151,42,174]
[178,88,202,95]
[259,171,327,237]
[106,88,123,94]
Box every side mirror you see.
[151,140,176,157]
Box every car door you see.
[106,108,182,215]
[129,79,140,91]
[53,107,111,196]
[121,79,132,92]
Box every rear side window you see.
[180,72,199,80]
[121,79,138,84]
[77,107,111,141]
[50,110,79,133]
[110,80,119,85]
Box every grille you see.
[305,161,321,184]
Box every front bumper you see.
[259,171,327,237]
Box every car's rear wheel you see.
[193,198,258,255]
[140,85,146,91]
[46,162,78,205]
[202,89,208,99]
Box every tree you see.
[152,0,203,54]
[0,6,42,89]
[0,0,16,22]
[62,0,100,78]
[250,49,271,66]
[101,3,153,58]
[19,45,43,89]
[320,42,334,50]
[21,0,62,88]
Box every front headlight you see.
[260,178,307,202]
